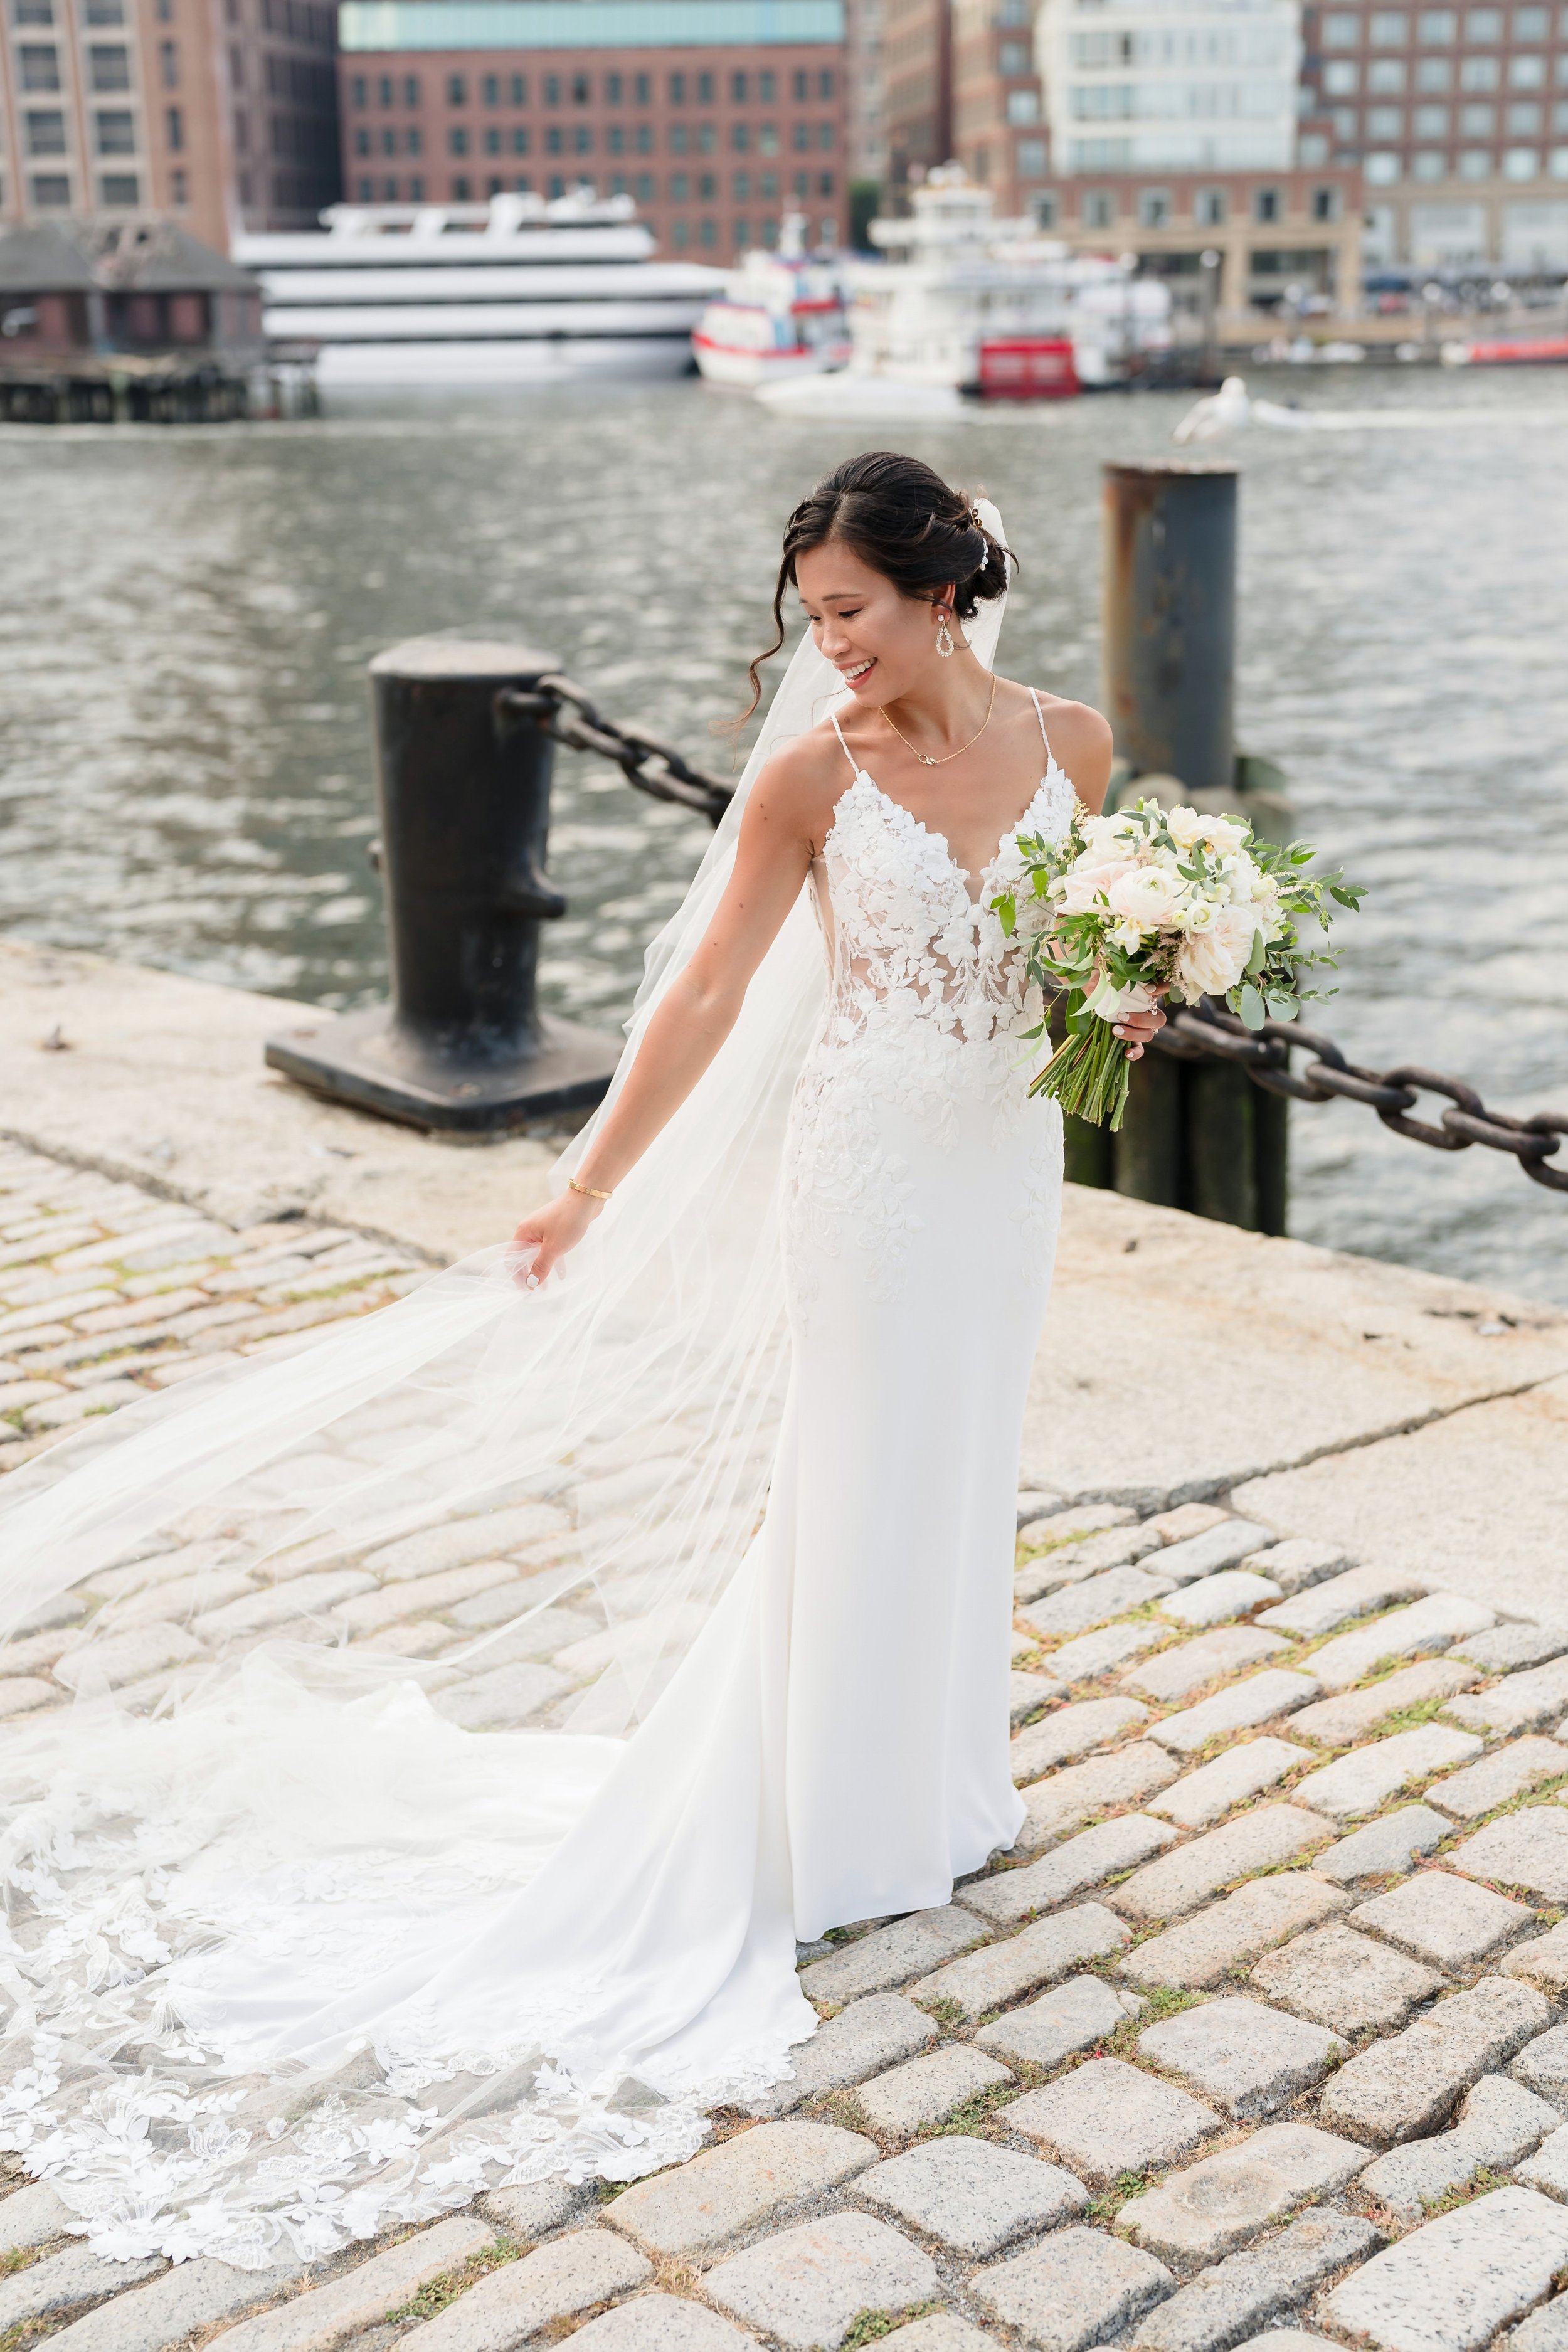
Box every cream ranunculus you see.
[1196,813,1251,855]
[1057,856,1138,915]
[1165,805,1205,849]
[1173,903,1259,1000]
[1104,864,1189,931]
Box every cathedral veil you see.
[0,506,1012,2266]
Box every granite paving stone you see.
[1453,1624,1568,1677]
[909,1903,1129,2018]
[1149,1671,1325,1755]
[856,2134,1088,2257]
[1511,2294,1568,2352]
[1128,2210,1382,2352]
[854,2043,1014,2136]
[1291,1724,1483,1823]
[196,2217,495,2352]
[1123,1875,1350,1990]
[1452,1807,1568,1902]
[1016,1495,1105,1535]
[0,1675,56,1716]
[1510,2023,1568,2114]
[1125,1628,1290,1706]
[1253,1921,1448,2034]
[873,2321,996,2352]
[1351,1868,1536,1969]
[1120,2123,1368,2266]
[0,2180,80,2250]
[1358,2073,1563,2219]
[702,2212,941,2352]
[1009,1670,1067,1723]
[1446,1658,1568,1739]
[1149,1504,1234,1545]
[1009,1696,1150,1782]
[1237,1538,1347,1594]
[1016,1744,1182,1846]
[431,1661,570,1729]
[1148,1739,1313,1831]
[1515,2126,1568,2200]
[975,1973,1145,2068]
[478,2180,595,2241]
[1320,2186,1568,2352]
[1153,1522,1278,1586]
[1004,2056,1222,2183]
[1505,1921,1568,1994]
[798,1907,988,2005]
[605,2121,877,2259]
[1018,1523,1163,1591]
[1108,1803,1336,1924]
[1020,1564,1177,1640]
[1429,1737,1568,1822]
[745,1995,936,2117]
[1139,1996,1345,2117]
[400,2227,655,2352]
[1046,1621,1169,1684]
[45,2255,312,2352]
[1256,1563,1430,1641]
[973,2224,1174,2352]
[52,1622,208,1691]
[1290,1660,1481,1749]
[564,2296,756,2349]
[0,2246,162,2332]
[1159,1572,1285,1629]
[365,1504,569,1580]
[1316,1803,1452,1885]
[1319,1977,1552,2143]
[963,1814,1180,1926]
[188,1572,373,1641]
[1305,1594,1496,1692]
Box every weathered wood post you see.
[266,638,622,1136]
[1071,458,1288,1234]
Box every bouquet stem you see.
[1028,1020,1134,1131]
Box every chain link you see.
[1153,1000,1568,1194]
[499,681,1564,1199]
[495,677,734,825]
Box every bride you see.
[0,450,1162,2269]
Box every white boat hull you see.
[755,371,965,419]
[315,337,696,387]
[693,337,850,387]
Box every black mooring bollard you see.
[265,638,623,1136]
[1064,460,1287,1234]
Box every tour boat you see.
[692,215,850,388]
[235,188,726,388]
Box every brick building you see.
[0,0,339,245]
[882,0,951,186]
[337,0,847,260]
[1036,162,1364,315]
[1298,0,1568,267]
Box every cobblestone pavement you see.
[9,1142,1568,2348]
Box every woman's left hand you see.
[1113,1000,1167,1061]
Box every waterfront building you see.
[0,213,260,349]
[845,0,889,208]
[883,0,953,188]
[0,0,340,246]
[336,0,847,262]
[1297,0,1568,269]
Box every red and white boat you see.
[692,216,850,388]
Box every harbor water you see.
[3,371,1567,1301]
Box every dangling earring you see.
[935,610,955,659]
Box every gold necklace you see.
[881,674,998,768]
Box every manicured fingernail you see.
[526,1273,540,1289]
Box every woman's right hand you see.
[510,1188,605,1289]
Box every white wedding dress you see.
[0,590,1074,2270]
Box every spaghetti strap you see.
[829,712,857,774]
[1029,688,1053,759]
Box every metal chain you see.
[495,677,734,825]
[1152,998,1568,1194]
[498,682,1564,1197]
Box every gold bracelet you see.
[568,1176,612,1202]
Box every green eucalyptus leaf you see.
[1238,983,1266,1030]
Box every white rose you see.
[1165,805,1204,849]
[1196,813,1251,854]
[1104,865,1189,932]
[1058,856,1138,915]
[1173,903,1259,1000]
[1079,812,1140,859]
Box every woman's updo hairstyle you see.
[743,449,1014,718]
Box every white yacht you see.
[692,214,850,388]
[762,166,1171,411]
[236,188,726,388]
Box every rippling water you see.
[3,372,1567,1300]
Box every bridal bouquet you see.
[992,797,1363,1132]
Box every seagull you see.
[1172,374,1316,443]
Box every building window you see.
[1418,6,1458,31]
[354,124,369,154]
[759,68,775,100]
[760,169,777,196]
[408,124,421,153]
[1365,148,1402,175]
[92,42,132,88]
[509,73,524,103]
[95,105,134,149]
[1195,185,1226,223]
[1369,57,1407,87]
[1310,182,1340,216]
[669,70,686,104]
[1510,52,1546,82]
[731,68,747,101]
[1368,102,1406,130]
[607,124,623,152]
[794,166,808,194]
[1509,97,1544,125]
[760,123,779,153]
[166,101,184,146]
[92,0,127,19]
[447,72,466,105]
[20,43,60,87]
[1016,136,1047,175]
[1253,184,1281,219]
[1081,188,1115,225]
[762,215,779,244]
[1459,142,1494,167]
[13,0,54,18]
[1417,54,1454,84]
[29,171,72,202]
[548,172,564,194]
[1415,100,1452,129]
[1370,10,1410,38]
[377,73,391,105]
[171,164,186,201]
[351,73,366,105]
[818,67,834,98]
[1460,53,1501,87]
[1005,88,1039,122]
[357,172,371,198]
[1464,5,1502,29]
[1461,97,1497,124]
[25,107,66,152]
[699,169,715,196]
[510,125,526,153]
[573,73,588,103]
[731,122,750,151]
[700,215,717,243]
[1515,0,1549,24]
[635,170,652,198]
[734,214,749,243]
[406,75,420,104]
[410,172,424,196]
[484,125,500,154]
[697,121,715,151]
[380,125,395,154]
[1137,186,1169,225]
[1550,143,1568,172]
[383,174,397,198]
[672,216,689,244]
[575,124,591,153]
[636,122,652,152]
[791,120,807,150]
[546,124,563,152]
[449,124,468,155]
[1322,10,1359,38]
[1324,59,1359,92]
[818,167,833,193]
[544,72,559,104]
[452,172,470,197]
[670,169,689,199]
[635,72,650,105]
[100,169,137,200]
[482,72,498,105]
[1412,146,1448,170]
[793,66,808,99]
[1504,142,1540,169]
